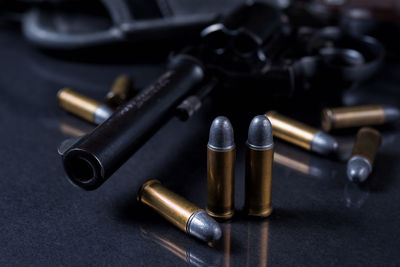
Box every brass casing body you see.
[266,111,317,150]
[57,88,100,123]
[206,147,235,219]
[105,75,132,107]
[138,180,201,232]
[245,146,274,217]
[351,127,381,164]
[321,105,385,132]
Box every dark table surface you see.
[1,27,400,267]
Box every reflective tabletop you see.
[1,28,400,266]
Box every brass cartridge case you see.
[321,105,385,132]
[351,127,381,165]
[347,127,381,183]
[105,75,132,107]
[266,111,317,150]
[138,180,200,232]
[138,179,222,242]
[245,146,274,217]
[207,147,235,219]
[58,88,100,123]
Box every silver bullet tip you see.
[383,105,400,123]
[208,116,235,150]
[247,115,273,149]
[311,131,339,155]
[187,210,222,243]
[347,156,372,183]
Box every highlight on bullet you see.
[266,111,338,155]
[347,127,381,183]
[245,115,274,217]
[206,116,235,220]
[138,179,222,243]
[105,75,133,108]
[57,88,113,124]
[321,105,400,132]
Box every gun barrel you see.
[61,55,205,190]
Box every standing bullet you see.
[321,105,400,132]
[266,111,338,155]
[347,127,381,183]
[105,75,133,108]
[138,179,222,243]
[57,88,114,124]
[245,115,274,217]
[207,116,235,220]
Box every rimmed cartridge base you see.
[205,208,234,220]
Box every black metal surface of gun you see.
[59,2,384,190]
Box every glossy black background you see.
[1,25,400,266]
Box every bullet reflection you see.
[274,151,310,175]
[140,219,273,267]
[59,116,94,137]
[140,225,222,267]
[344,182,370,208]
[273,143,336,179]
[220,223,231,267]
[246,220,269,267]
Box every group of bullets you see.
[138,114,275,243]
[58,80,399,243]
[266,105,399,183]
[58,75,134,124]
[137,105,399,243]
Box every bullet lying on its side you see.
[138,179,222,243]
[58,88,114,124]
[266,111,338,156]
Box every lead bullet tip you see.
[187,210,222,243]
[383,105,400,123]
[311,131,339,155]
[208,116,235,150]
[247,115,273,149]
[347,157,372,183]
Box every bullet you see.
[266,111,338,155]
[105,75,133,108]
[206,116,235,220]
[245,115,274,217]
[347,127,381,183]
[321,105,400,132]
[138,179,222,243]
[57,88,113,124]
